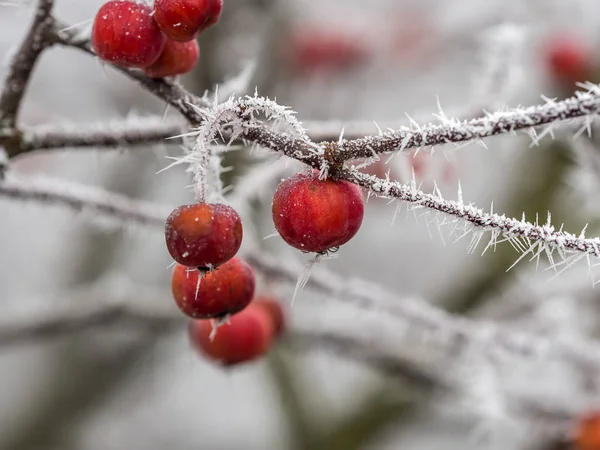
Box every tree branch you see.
[0,285,181,348]
[0,173,170,226]
[51,20,205,123]
[6,117,186,157]
[0,0,56,135]
[332,85,600,160]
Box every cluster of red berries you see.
[164,172,364,365]
[91,0,223,78]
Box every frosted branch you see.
[333,84,600,160]
[0,0,55,135]
[0,173,170,226]
[0,283,180,348]
[4,117,186,158]
[343,167,600,263]
[248,252,600,381]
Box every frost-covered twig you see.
[0,285,180,348]
[178,94,318,199]
[343,168,600,263]
[286,328,446,390]
[0,173,170,226]
[248,252,600,380]
[333,84,600,160]
[0,0,55,134]
[5,117,186,158]
[51,19,205,123]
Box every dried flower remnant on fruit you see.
[165,203,242,269]
[171,258,255,319]
[92,0,166,68]
[272,173,364,253]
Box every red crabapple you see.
[254,296,286,337]
[165,203,242,269]
[145,38,200,78]
[188,303,273,365]
[153,0,223,42]
[91,0,166,69]
[171,257,255,319]
[545,36,593,87]
[574,411,600,450]
[286,29,367,75]
[272,173,364,253]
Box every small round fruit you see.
[91,0,166,68]
[545,36,592,87]
[171,258,255,319]
[153,0,223,42]
[145,39,200,78]
[272,173,364,253]
[165,203,242,269]
[188,303,273,365]
[254,297,286,337]
[574,411,600,450]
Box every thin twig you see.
[0,173,170,226]
[51,20,205,123]
[11,117,186,156]
[332,85,600,161]
[0,0,55,134]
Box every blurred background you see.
[2,0,600,449]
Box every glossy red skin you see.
[254,297,286,337]
[145,38,200,78]
[154,0,223,42]
[574,411,600,450]
[545,37,592,86]
[92,0,165,68]
[171,258,255,319]
[188,304,273,365]
[165,203,242,269]
[272,173,364,253]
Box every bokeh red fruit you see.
[545,36,593,87]
[272,173,364,253]
[171,258,255,319]
[165,203,242,269]
[188,303,273,365]
[286,29,367,75]
[153,0,223,42]
[145,38,200,78]
[254,296,286,336]
[92,0,166,68]
[574,411,600,450]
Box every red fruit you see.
[145,38,200,78]
[171,257,255,319]
[287,29,367,75]
[153,0,223,42]
[188,303,273,365]
[254,297,286,337]
[91,0,166,69]
[165,203,242,269]
[574,411,600,450]
[545,36,592,87]
[272,173,364,253]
